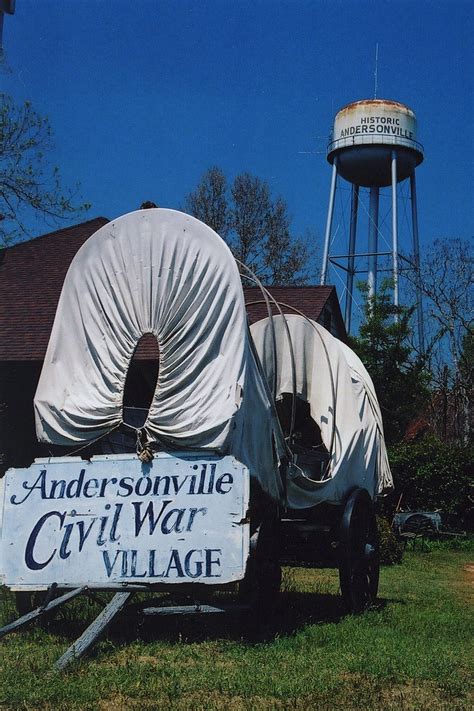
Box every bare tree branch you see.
[184,167,312,285]
[0,94,90,246]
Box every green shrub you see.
[388,436,473,529]
[376,515,404,564]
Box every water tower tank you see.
[327,99,423,187]
[321,98,425,352]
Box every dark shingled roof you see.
[0,218,346,361]
[0,218,109,361]
[244,285,346,338]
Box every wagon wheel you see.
[339,488,379,614]
[239,512,281,622]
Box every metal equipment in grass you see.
[393,511,444,548]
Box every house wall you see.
[0,362,46,476]
[0,361,161,476]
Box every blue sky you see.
[3,0,473,286]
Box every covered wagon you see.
[0,208,393,662]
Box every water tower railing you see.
[327,134,424,157]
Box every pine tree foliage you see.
[349,281,429,444]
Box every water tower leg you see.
[410,173,425,354]
[345,184,359,333]
[367,186,379,298]
[391,151,399,310]
[320,161,338,285]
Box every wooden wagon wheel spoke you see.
[238,507,282,625]
[339,488,380,614]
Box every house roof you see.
[244,285,346,336]
[0,218,346,361]
[0,218,109,361]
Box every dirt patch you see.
[463,564,474,586]
[335,674,469,711]
[380,680,471,710]
[97,693,286,711]
[457,563,474,604]
[98,695,142,711]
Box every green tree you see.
[389,436,473,528]
[184,166,310,285]
[349,280,429,444]
[0,93,89,246]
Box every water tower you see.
[320,99,425,350]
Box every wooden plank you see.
[8,583,149,592]
[0,587,86,640]
[55,591,132,671]
[142,603,249,616]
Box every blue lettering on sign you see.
[21,499,211,572]
[25,510,65,570]
[132,501,207,536]
[11,463,234,503]
[101,548,222,579]
[23,503,124,570]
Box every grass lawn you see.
[0,544,472,710]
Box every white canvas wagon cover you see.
[250,314,393,507]
[34,209,285,502]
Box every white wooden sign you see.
[0,453,250,590]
